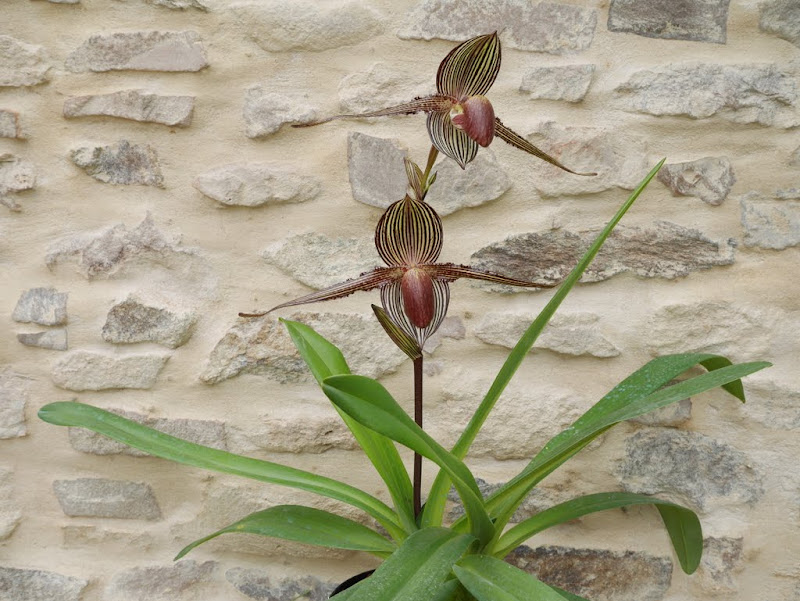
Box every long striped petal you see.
[372,304,422,360]
[494,118,597,176]
[427,110,479,169]
[436,32,501,100]
[292,96,452,128]
[375,196,443,267]
[381,279,450,351]
[430,264,558,288]
[238,267,402,317]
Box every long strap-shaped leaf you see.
[37,402,405,540]
[175,505,396,560]
[421,160,665,530]
[283,319,417,534]
[322,375,495,547]
[454,554,571,601]
[493,492,702,573]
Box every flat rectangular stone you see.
[53,478,161,520]
[741,196,800,249]
[51,351,169,391]
[0,567,87,601]
[17,329,68,350]
[12,287,67,326]
[0,35,51,87]
[0,371,28,439]
[608,0,731,44]
[0,110,23,138]
[63,90,194,127]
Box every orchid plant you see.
[39,32,769,601]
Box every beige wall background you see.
[1,0,799,600]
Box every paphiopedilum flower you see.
[241,159,553,358]
[297,32,594,174]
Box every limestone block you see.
[0,567,87,601]
[338,62,433,114]
[740,195,800,249]
[243,87,318,138]
[17,329,68,351]
[348,132,408,208]
[608,0,731,43]
[0,110,24,139]
[740,380,800,429]
[52,351,169,391]
[53,478,161,520]
[694,537,744,596]
[0,35,51,87]
[104,561,217,601]
[0,468,21,540]
[0,371,29,439]
[657,157,736,205]
[0,153,37,211]
[12,287,67,326]
[70,140,164,187]
[760,0,800,48]
[63,90,195,127]
[425,151,511,216]
[519,65,595,102]
[66,31,208,72]
[193,163,320,207]
[102,296,197,348]
[226,568,334,601]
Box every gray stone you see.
[657,157,736,205]
[17,329,68,351]
[193,163,320,207]
[262,232,379,290]
[740,380,800,429]
[33,0,81,3]
[70,140,164,187]
[617,427,764,511]
[69,408,226,456]
[201,313,406,384]
[777,187,800,200]
[63,90,194,127]
[105,561,217,601]
[52,351,169,391]
[646,302,772,360]
[54,478,161,520]
[0,153,37,211]
[524,122,650,196]
[475,312,620,358]
[608,0,731,44]
[695,537,743,596]
[102,296,196,348]
[741,195,800,249]
[760,0,800,48]
[226,414,357,455]
[66,31,208,73]
[0,110,23,138]
[520,65,595,102]
[471,222,735,288]
[426,151,511,216]
[0,468,21,540]
[243,87,318,138]
[0,567,88,601]
[348,132,408,208]
[791,146,800,166]
[399,0,597,54]
[0,35,51,87]
[338,62,434,114]
[630,398,692,427]
[0,371,29,439]
[226,568,334,601]
[231,1,384,52]
[12,287,68,326]
[507,545,672,601]
[614,63,799,128]
[123,0,207,9]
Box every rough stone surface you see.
[0,468,22,540]
[525,122,650,196]
[65,31,208,72]
[104,561,217,601]
[475,312,620,358]
[226,414,357,454]
[33,0,81,3]
[519,65,595,102]
[0,109,23,138]
[471,222,735,287]
[70,140,164,187]
[0,153,37,211]
[792,146,800,166]
[53,478,161,520]
[0,35,51,87]
[232,1,384,52]
[740,380,800,429]
[740,195,800,249]
[657,157,736,205]
[201,313,406,384]
[62,524,155,550]
[507,545,672,601]
[399,0,598,54]
[0,370,29,439]
[226,568,335,601]
[194,163,320,207]
[608,0,731,44]
[130,0,207,9]
[630,398,692,427]
[646,302,772,360]
[12,287,68,326]
[759,0,800,48]
[63,90,195,127]
[338,62,433,114]
[243,87,318,138]
[69,408,226,456]
[102,296,197,348]
[262,232,379,290]
[614,63,799,128]
[52,351,169,391]
[426,151,511,216]
[617,427,764,511]
[17,329,68,351]
[0,567,88,601]
[348,132,408,208]
[695,537,743,595]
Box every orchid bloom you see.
[297,32,593,174]
[241,157,553,358]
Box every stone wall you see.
[1,1,799,600]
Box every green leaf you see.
[421,160,665,530]
[38,402,405,541]
[454,555,570,601]
[493,492,702,573]
[343,528,475,601]
[175,505,395,560]
[284,319,417,535]
[322,375,495,547]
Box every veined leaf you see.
[322,375,495,547]
[454,555,570,601]
[175,505,396,560]
[38,402,405,541]
[493,492,702,573]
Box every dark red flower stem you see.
[413,356,423,519]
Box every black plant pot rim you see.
[329,569,375,597]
